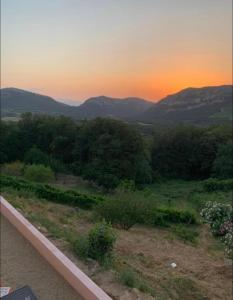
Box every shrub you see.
[152,208,197,226]
[222,231,233,258]
[24,164,55,183]
[0,175,104,209]
[96,195,197,229]
[212,142,233,179]
[203,178,233,192]
[172,225,199,244]
[88,221,116,260]
[119,269,137,288]
[200,201,232,235]
[73,236,89,260]
[24,147,49,166]
[96,195,153,229]
[2,161,24,176]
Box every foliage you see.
[73,236,90,260]
[171,225,199,244]
[88,221,116,260]
[118,268,153,295]
[118,269,137,288]
[1,117,232,188]
[117,179,136,192]
[74,118,152,189]
[1,161,24,176]
[151,125,232,179]
[222,232,233,258]
[24,146,49,166]
[200,201,232,235]
[96,194,197,229]
[201,201,233,258]
[73,222,116,262]
[24,164,55,183]
[0,174,104,209]
[203,178,233,192]
[212,142,233,178]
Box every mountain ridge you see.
[1,85,232,124]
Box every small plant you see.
[73,236,89,260]
[172,225,199,244]
[88,221,116,260]
[24,164,55,183]
[2,161,24,176]
[119,269,137,288]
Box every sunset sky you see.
[1,0,232,102]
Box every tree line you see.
[1,113,232,189]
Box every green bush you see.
[96,195,197,229]
[0,175,104,209]
[24,146,49,166]
[88,221,116,260]
[73,236,89,260]
[171,225,199,244]
[96,196,153,229]
[152,208,197,225]
[203,178,233,192]
[118,269,138,288]
[24,164,55,183]
[2,161,24,176]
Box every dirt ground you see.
[0,216,83,300]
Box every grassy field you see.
[1,176,232,300]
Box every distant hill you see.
[136,85,232,125]
[74,96,153,119]
[0,88,153,120]
[1,88,73,117]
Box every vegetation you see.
[0,114,232,299]
[203,178,233,192]
[201,201,233,258]
[24,164,55,183]
[0,174,104,209]
[1,115,231,189]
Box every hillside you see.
[0,88,74,117]
[0,88,153,120]
[136,85,232,125]
[75,96,153,119]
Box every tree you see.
[212,142,233,178]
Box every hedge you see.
[0,175,105,209]
[203,178,233,192]
[152,208,197,226]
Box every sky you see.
[1,0,232,102]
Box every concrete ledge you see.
[0,196,112,300]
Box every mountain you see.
[1,88,74,117]
[0,88,153,120]
[74,96,153,119]
[1,86,232,124]
[136,85,232,125]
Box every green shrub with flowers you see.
[200,201,232,258]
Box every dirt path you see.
[0,216,83,300]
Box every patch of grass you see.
[73,236,90,260]
[165,275,208,300]
[118,268,156,296]
[171,225,199,244]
